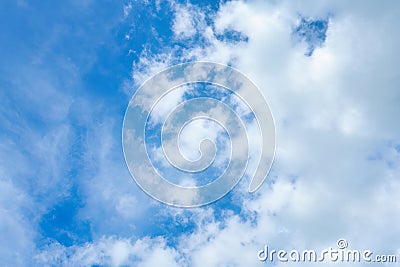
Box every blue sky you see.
[1,0,400,266]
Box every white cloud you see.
[119,0,400,266]
[0,178,36,266]
[123,2,132,18]
[172,4,198,38]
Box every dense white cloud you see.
[172,4,198,38]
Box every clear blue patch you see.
[182,0,228,10]
[395,144,400,153]
[38,186,91,247]
[293,16,330,56]
[367,152,383,161]
[215,30,249,44]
